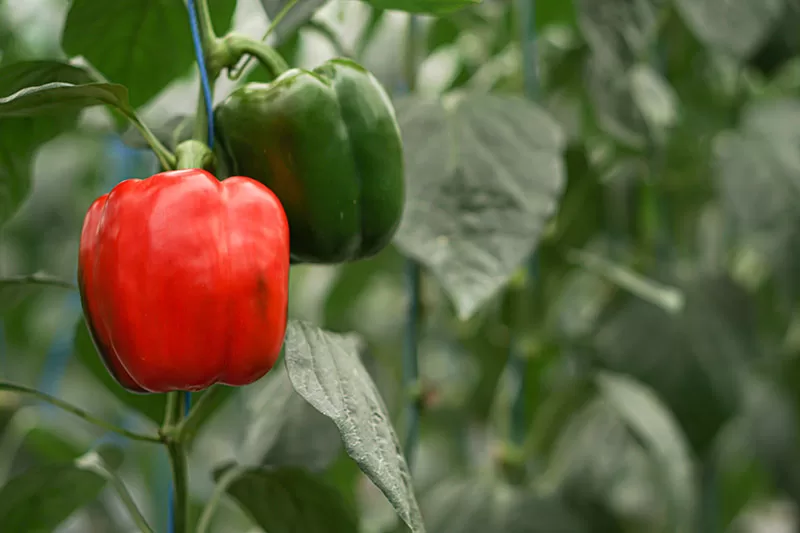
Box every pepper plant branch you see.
[0,382,162,444]
[0,272,76,290]
[506,0,539,452]
[192,82,211,145]
[80,454,155,533]
[122,110,177,170]
[192,0,217,44]
[175,140,214,172]
[196,465,247,533]
[163,391,190,533]
[401,14,423,469]
[186,0,218,148]
[176,385,225,446]
[403,261,422,467]
[228,0,299,80]
[224,34,289,82]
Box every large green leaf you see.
[422,478,588,533]
[575,0,667,64]
[596,372,697,533]
[214,464,359,533]
[674,0,784,58]
[584,54,648,149]
[282,321,425,533]
[0,61,96,96]
[239,361,342,471]
[61,0,237,109]
[590,273,757,454]
[543,388,694,533]
[0,61,97,225]
[0,81,132,118]
[393,92,566,320]
[714,98,800,275]
[0,444,124,532]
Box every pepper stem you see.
[175,140,215,172]
[163,391,190,533]
[222,34,290,82]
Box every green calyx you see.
[175,140,215,173]
[214,58,405,264]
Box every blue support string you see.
[187,0,216,149]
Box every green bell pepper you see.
[215,58,405,264]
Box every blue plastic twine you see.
[187,0,216,150]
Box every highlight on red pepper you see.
[78,169,290,393]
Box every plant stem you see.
[193,0,217,43]
[164,391,189,533]
[123,111,177,170]
[175,140,214,171]
[0,382,162,444]
[176,385,225,446]
[401,14,423,469]
[196,465,246,533]
[229,0,300,79]
[0,272,76,290]
[505,0,539,451]
[224,34,289,82]
[187,0,218,147]
[83,456,155,533]
[403,15,420,92]
[403,262,423,467]
[192,83,210,145]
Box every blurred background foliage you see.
[3,0,800,531]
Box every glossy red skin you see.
[78,169,290,393]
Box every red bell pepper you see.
[78,169,290,393]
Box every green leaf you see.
[0,444,124,533]
[737,374,800,504]
[629,63,679,143]
[576,0,667,64]
[240,362,342,471]
[361,0,478,15]
[72,320,166,425]
[22,427,85,463]
[591,273,757,454]
[0,61,97,225]
[713,98,800,274]
[0,273,75,316]
[0,82,133,118]
[423,478,588,533]
[282,321,425,533]
[214,464,358,533]
[0,61,96,96]
[259,0,330,43]
[584,54,648,149]
[596,372,697,533]
[61,0,238,109]
[543,396,667,531]
[393,93,566,320]
[674,0,784,58]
